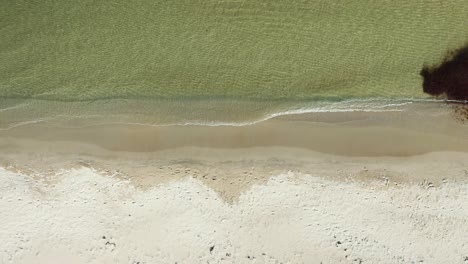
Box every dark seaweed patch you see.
[420,44,468,121]
[453,104,468,122]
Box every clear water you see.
[1,0,467,127]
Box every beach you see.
[1,108,468,263]
[2,0,468,262]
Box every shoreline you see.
[1,107,468,201]
[0,97,458,129]
[1,103,467,156]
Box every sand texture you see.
[1,110,468,263]
[1,163,468,264]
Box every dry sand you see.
[1,109,468,263]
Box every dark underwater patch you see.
[420,44,468,121]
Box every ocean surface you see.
[1,0,468,128]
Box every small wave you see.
[0,104,25,112]
[0,97,453,129]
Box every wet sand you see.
[1,108,468,263]
[2,103,468,156]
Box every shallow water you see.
[0,97,457,129]
[1,0,468,125]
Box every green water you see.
[1,0,468,126]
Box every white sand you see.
[1,166,467,264]
[1,109,468,263]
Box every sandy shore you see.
[1,109,468,263]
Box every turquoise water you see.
[1,0,468,127]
